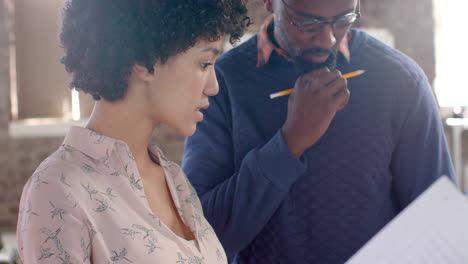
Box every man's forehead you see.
[282,0,357,14]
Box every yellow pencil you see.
[269,70,365,99]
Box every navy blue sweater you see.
[182,29,455,263]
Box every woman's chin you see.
[173,124,197,137]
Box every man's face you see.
[269,0,357,70]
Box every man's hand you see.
[281,68,350,158]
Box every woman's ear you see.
[132,63,155,82]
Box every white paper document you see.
[346,176,468,264]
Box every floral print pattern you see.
[17,127,226,264]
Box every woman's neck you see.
[86,99,157,171]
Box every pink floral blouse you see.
[17,126,227,264]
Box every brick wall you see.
[0,0,9,137]
[0,138,63,231]
[0,0,14,230]
[360,0,436,84]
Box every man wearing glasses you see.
[182,0,454,263]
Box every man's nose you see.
[311,24,337,50]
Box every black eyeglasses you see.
[282,0,361,34]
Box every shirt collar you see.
[64,126,117,161]
[257,15,351,67]
[63,126,172,167]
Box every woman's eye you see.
[201,61,213,71]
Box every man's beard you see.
[290,48,338,75]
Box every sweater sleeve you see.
[182,68,307,257]
[390,68,455,209]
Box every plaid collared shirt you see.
[257,15,351,67]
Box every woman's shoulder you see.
[18,150,89,216]
[16,153,94,264]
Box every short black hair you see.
[60,0,250,101]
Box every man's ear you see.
[132,63,155,82]
[263,0,274,13]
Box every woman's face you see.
[144,38,224,136]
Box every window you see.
[433,0,468,107]
[7,0,93,137]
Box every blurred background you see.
[0,0,467,262]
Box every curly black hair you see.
[60,0,250,101]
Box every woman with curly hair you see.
[16,0,249,263]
